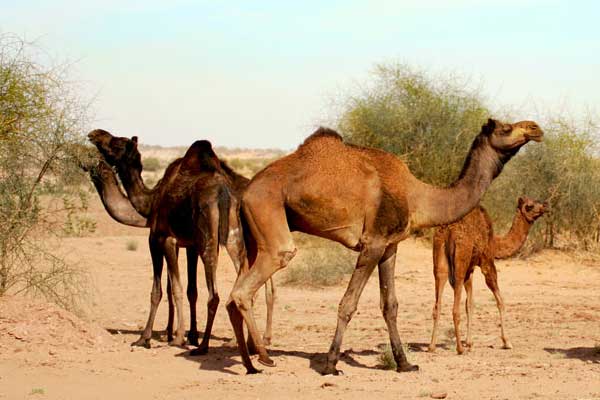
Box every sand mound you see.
[0,295,115,354]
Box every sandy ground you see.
[1,196,599,400]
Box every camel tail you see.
[446,236,457,289]
[239,208,258,267]
[217,185,231,246]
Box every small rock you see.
[320,382,336,389]
[430,391,448,399]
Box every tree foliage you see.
[0,34,93,309]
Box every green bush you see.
[0,34,91,310]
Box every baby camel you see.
[428,196,547,354]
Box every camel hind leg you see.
[227,199,296,374]
[185,247,200,346]
[164,237,186,347]
[429,239,449,352]
[464,273,474,348]
[481,260,512,349]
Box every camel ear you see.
[517,197,525,208]
[482,118,496,135]
[131,136,138,144]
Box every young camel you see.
[428,196,547,354]
[88,130,274,353]
[226,118,543,375]
[83,153,276,349]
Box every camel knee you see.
[337,302,358,324]
[381,298,398,319]
[276,247,297,269]
[229,289,252,312]
[207,293,220,311]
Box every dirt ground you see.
[1,195,599,400]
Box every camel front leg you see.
[482,262,512,349]
[378,244,419,372]
[164,237,186,347]
[185,247,200,346]
[323,243,385,375]
[166,274,174,342]
[132,236,164,348]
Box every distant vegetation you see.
[336,63,600,252]
[142,156,161,172]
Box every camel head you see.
[517,196,548,223]
[482,119,543,153]
[87,129,142,172]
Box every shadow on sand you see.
[544,346,600,363]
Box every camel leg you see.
[132,236,164,348]
[378,244,419,372]
[193,239,220,355]
[452,277,466,355]
[322,243,385,375]
[186,247,200,346]
[263,278,275,346]
[164,237,186,347]
[166,274,174,342]
[429,240,448,353]
[482,261,512,349]
[464,274,474,348]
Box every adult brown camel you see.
[82,148,276,349]
[428,196,547,354]
[225,118,543,375]
[88,130,275,353]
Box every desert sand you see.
[1,193,599,400]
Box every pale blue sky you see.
[2,0,599,149]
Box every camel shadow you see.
[105,327,231,344]
[544,346,600,363]
[177,342,426,375]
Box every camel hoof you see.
[262,336,272,346]
[397,362,419,372]
[246,366,262,375]
[502,342,513,350]
[427,345,436,353]
[169,338,186,348]
[131,338,151,349]
[466,341,474,348]
[257,356,276,367]
[187,331,200,347]
[321,366,343,376]
[189,345,208,356]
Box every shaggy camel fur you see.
[226,118,543,374]
[428,197,547,354]
[88,130,274,353]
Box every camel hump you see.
[300,127,343,147]
[181,140,220,172]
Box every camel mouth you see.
[526,132,544,142]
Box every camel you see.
[87,130,275,353]
[225,118,543,375]
[428,196,547,354]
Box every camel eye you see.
[525,205,534,212]
[502,125,512,134]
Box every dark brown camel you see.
[225,118,543,375]
[83,149,276,348]
[88,130,274,353]
[428,196,547,354]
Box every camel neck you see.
[493,212,532,259]
[116,165,154,217]
[409,135,512,229]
